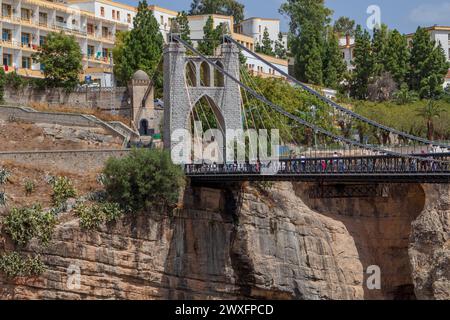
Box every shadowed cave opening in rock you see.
[293,182,426,300]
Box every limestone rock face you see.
[409,184,450,300]
[0,182,448,300]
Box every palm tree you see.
[416,100,446,140]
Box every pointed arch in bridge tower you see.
[214,61,225,87]
[199,61,211,87]
[185,61,197,87]
[163,41,243,163]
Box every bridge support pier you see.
[163,41,243,163]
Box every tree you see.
[274,32,287,59]
[416,100,446,140]
[198,15,216,55]
[367,72,397,102]
[31,32,82,88]
[323,28,347,89]
[112,30,130,86]
[172,11,192,45]
[102,149,185,212]
[257,27,274,56]
[384,29,410,85]
[371,24,389,76]
[280,0,332,85]
[198,16,224,55]
[409,27,450,98]
[114,0,164,85]
[190,0,245,24]
[350,25,374,99]
[333,16,355,36]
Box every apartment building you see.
[0,0,176,86]
[1,1,288,86]
[236,17,287,51]
[188,14,289,78]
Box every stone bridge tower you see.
[163,41,243,162]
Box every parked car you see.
[78,82,100,89]
[154,98,164,108]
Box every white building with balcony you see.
[0,0,177,86]
[236,17,287,51]
[1,1,288,86]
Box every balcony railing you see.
[20,17,32,23]
[0,16,116,43]
[1,14,20,23]
[84,54,112,64]
[1,39,39,51]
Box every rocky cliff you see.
[0,182,448,300]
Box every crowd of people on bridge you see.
[185,152,450,175]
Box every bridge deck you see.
[185,153,450,183]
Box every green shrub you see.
[0,252,45,278]
[102,149,185,213]
[51,176,77,207]
[75,202,123,230]
[24,180,36,196]
[5,72,26,90]
[3,204,56,247]
[101,202,123,221]
[394,84,419,105]
[0,68,5,102]
[0,192,6,206]
[0,168,10,185]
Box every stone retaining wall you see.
[0,149,130,173]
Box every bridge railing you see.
[185,153,450,176]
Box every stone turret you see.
[129,70,163,137]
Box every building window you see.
[22,56,31,69]
[21,33,31,46]
[102,26,109,38]
[127,13,131,23]
[2,4,12,17]
[160,16,164,25]
[87,45,95,57]
[3,54,12,67]
[100,7,105,17]
[116,11,120,21]
[39,12,48,26]
[39,36,46,46]
[112,10,116,19]
[55,15,65,28]
[21,8,31,21]
[102,48,110,61]
[2,29,11,42]
[87,23,94,35]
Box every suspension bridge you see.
[162,34,450,184]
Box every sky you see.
[120,0,450,33]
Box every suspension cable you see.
[172,35,449,164]
[225,35,450,149]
